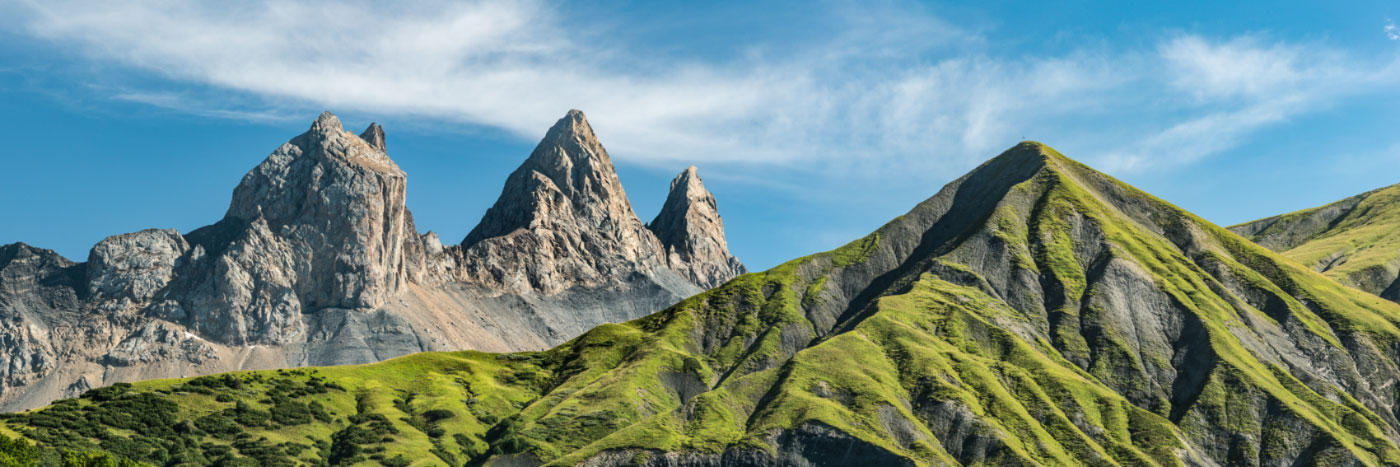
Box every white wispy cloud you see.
[3,0,1397,178]
[1098,35,1400,172]
[1387,18,1399,41]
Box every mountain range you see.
[6,141,1400,466]
[0,110,744,412]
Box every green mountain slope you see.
[7,143,1400,466]
[1230,183,1400,302]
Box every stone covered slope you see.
[1230,182,1400,302]
[0,110,745,412]
[11,143,1400,466]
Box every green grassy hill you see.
[7,143,1400,466]
[1231,183,1400,302]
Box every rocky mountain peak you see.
[671,165,701,194]
[227,111,404,223]
[360,122,387,153]
[462,110,636,247]
[458,110,686,294]
[524,110,631,208]
[462,111,629,240]
[648,166,745,289]
[310,111,343,136]
[181,112,417,343]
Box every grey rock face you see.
[648,166,746,289]
[0,244,79,396]
[360,122,387,153]
[224,111,412,313]
[131,112,422,349]
[86,229,188,302]
[0,109,745,411]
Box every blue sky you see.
[2,1,1399,271]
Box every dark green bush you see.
[380,454,411,467]
[268,396,311,426]
[231,401,270,428]
[422,409,454,423]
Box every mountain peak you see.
[310,111,343,136]
[458,110,711,294]
[673,165,700,189]
[530,110,601,164]
[992,140,1058,166]
[360,123,386,152]
[220,110,413,324]
[648,166,745,288]
[462,110,635,248]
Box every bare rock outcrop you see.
[648,166,746,289]
[121,112,425,347]
[0,244,77,395]
[85,228,188,303]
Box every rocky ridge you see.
[0,110,745,411]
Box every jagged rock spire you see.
[310,111,342,135]
[458,110,675,294]
[648,166,746,288]
[360,123,387,152]
[462,109,639,247]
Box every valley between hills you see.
[4,118,1400,466]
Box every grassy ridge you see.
[0,352,546,466]
[1231,183,1400,299]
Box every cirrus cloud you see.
[3,0,1398,179]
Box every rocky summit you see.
[7,142,1400,466]
[459,109,706,296]
[649,166,748,289]
[0,110,744,412]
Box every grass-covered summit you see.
[6,142,1400,466]
[1231,182,1400,303]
